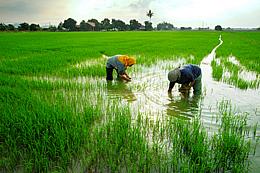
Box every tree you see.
[18,22,29,31]
[144,21,153,31]
[101,18,111,31]
[63,18,77,31]
[157,22,174,30]
[48,25,57,32]
[29,23,40,31]
[111,19,127,31]
[0,23,7,31]
[7,24,15,31]
[129,19,142,30]
[215,25,222,31]
[147,10,154,22]
[79,20,92,31]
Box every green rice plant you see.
[149,99,255,172]
[216,32,260,73]
[0,75,104,172]
[211,100,251,172]
[0,31,219,77]
[62,64,106,77]
[84,106,153,173]
[211,56,260,89]
[211,58,223,81]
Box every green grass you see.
[0,76,100,172]
[0,31,219,77]
[211,56,260,89]
[216,32,260,73]
[211,32,260,89]
[0,31,259,172]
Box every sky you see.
[0,0,259,28]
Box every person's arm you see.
[168,82,175,93]
[119,73,131,81]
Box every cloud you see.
[0,0,259,27]
[128,0,155,9]
[0,0,69,24]
[0,1,39,14]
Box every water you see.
[106,36,260,171]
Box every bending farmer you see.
[168,64,202,94]
[106,55,136,82]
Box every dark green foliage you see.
[215,25,223,31]
[63,18,77,31]
[18,23,30,31]
[157,22,174,30]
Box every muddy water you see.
[106,36,260,171]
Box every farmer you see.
[168,64,202,94]
[106,55,136,82]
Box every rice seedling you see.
[211,56,260,89]
[216,31,260,73]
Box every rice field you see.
[0,31,260,172]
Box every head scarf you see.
[168,67,181,82]
[118,55,136,66]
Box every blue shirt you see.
[106,55,126,75]
[176,64,201,84]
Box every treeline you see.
[0,18,177,32]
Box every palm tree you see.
[146,10,154,22]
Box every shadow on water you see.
[166,91,201,120]
[106,81,137,102]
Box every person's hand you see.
[120,74,130,81]
[126,78,131,82]
[125,73,131,79]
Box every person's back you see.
[168,64,202,94]
[181,64,201,80]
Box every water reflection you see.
[106,81,137,102]
[166,91,201,120]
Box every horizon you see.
[0,0,259,28]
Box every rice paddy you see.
[0,31,260,172]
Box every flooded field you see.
[106,36,259,122]
[1,32,260,172]
[105,36,260,171]
[24,35,260,172]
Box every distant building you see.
[87,22,95,31]
[198,27,210,30]
[180,27,192,30]
[229,28,257,31]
